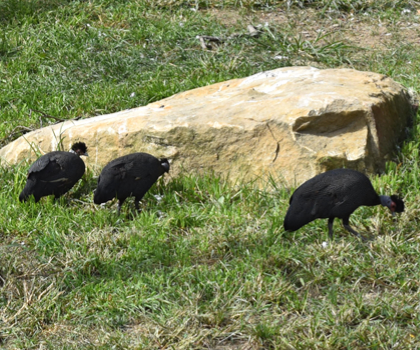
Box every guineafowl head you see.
[70,142,88,156]
[380,195,405,215]
[160,158,170,173]
[390,195,404,213]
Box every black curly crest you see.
[391,195,405,213]
[71,142,88,155]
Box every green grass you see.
[1,167,418,348]
[2,0,420,348]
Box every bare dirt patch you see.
[206,7,420,49]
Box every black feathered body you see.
[284,169,380,231]
[19,151,86,202]
[93,153,168,207]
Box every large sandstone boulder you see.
[0,66,415,186]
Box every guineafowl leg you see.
[134,198,142,213]
[117,199,125,216]
[342,217,367,241]
[328,217,334,240]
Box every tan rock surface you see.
[0,66,415,186]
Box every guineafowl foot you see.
[54,196,70,205]
[134,197,146,213]
[343,223,369,242]
[116,199,127,216]
[328,218,334,240]
[136,208,143,215]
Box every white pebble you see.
[274,55,289,60]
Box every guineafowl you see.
[93,152,169,214]
[283,168,404,240]
[19,142,88,203]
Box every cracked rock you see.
[0,66,415,186]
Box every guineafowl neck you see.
[379,195,391,207]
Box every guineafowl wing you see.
[28,152,84,182]
[103,153,164,181]
[295,175,366,219]
[124,160,164,180]
[27,154,55,175]
[28,157,63,181]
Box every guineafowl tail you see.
[19,191,29,202]
[93,188,113,205]
[283,215,304,231]
[93,178,117,205]
[19,179,37,203]
[283,212,306,231]
[93,190,102,204]
[283,200,319,232]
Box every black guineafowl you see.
[283,168,404,240]
[93,152,169,214]
[19,142,88,203]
